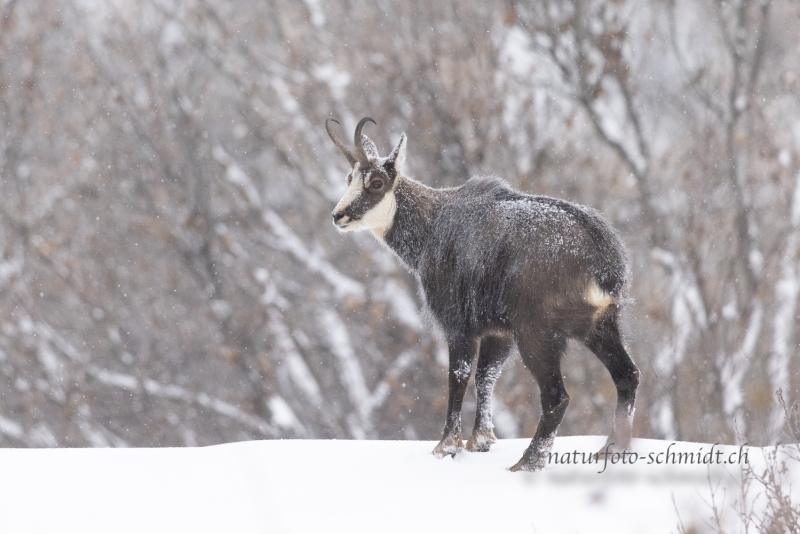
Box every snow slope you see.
[1,436,795,533]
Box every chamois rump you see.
[326,117,639,471]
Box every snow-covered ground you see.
[1,436,796,533]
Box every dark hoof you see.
[433,435,463,458]
[466,428,497,452]
[508,456,545,472]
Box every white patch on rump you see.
[585,280,614,320]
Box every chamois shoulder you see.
[437,175,628,297]
[445,175,595,224]
[453,175,515,198]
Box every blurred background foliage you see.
[0,0,798,447]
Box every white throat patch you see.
[363,188,397,240]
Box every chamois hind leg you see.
[583,305,639,453]
[433,336,478,458]
[509,329,569,472]
[466,335,513,452]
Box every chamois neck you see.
[383,176,454,272]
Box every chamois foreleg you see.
[509,329,569,472]
[466,335,513,452]
[433,336,477,458]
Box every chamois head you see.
[326,117,407,236]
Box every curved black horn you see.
[354,117,376,166]
[325,118,357,167]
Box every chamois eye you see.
[370,181,383,190]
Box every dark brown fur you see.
[328,123,639,471]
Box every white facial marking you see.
[333,163,362,225]
[332,161,398,239]
[363,189,397,239]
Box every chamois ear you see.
[361,135,380,159]
[384,133,407,178]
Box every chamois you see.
[326,117,639,471]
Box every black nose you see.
[332,211,346,223]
